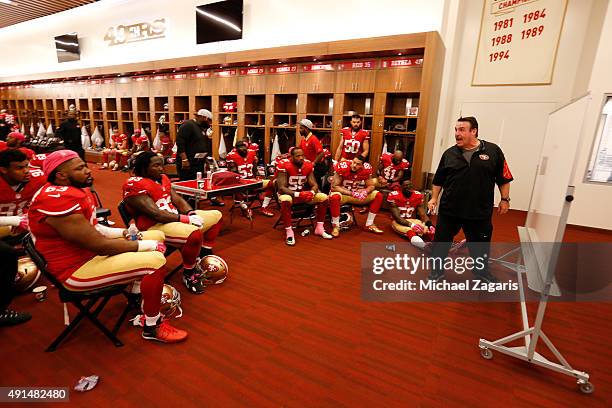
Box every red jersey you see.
[248,143,259,154]
[379,152,410,180]
[0,168,46,217]
[160,135,173,156]
[277,159,314,192]
[111,133,128,149]
[226,150,257,178]
[299,134,323,162]
[387,189,424,219]
[29,153,47,169]
[122,174,177,231]
[339,128,370,160]
[28,184,98,282]
[334,160,373,191]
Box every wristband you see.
[0,215,21,227]
[179,214,190,223]
[94,224,125,239]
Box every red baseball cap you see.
[8,132,25,142]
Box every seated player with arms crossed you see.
[334,114,370,162]
[0,149,47,326]
[122,152,223,295]
[226,140,258,218]
[29,150,187,343]
[377,150,409,191]
[329,156,383,237]
[276,147,332,246]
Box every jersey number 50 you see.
[343,139,360,153]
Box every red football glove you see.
[299,191,315,201]
[428,225,436,236]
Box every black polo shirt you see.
[433,139,513,220]
[176,119,211,164]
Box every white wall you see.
[0,0,446,79]
[569,0,612,229]
[431,0,609,226]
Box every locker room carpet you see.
[2,167,611,408]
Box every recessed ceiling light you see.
[247,63,251,66]
[0,1,17,5]
[398,52,402,56]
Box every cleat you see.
[286,236,295,246]
[315,230,333,239]
[260,207,275,217]
[0,309,32,327]
[142,319,187,343]
[364,224,384,234]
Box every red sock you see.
[140,267,164,316]
[281,201,292,228]
[119,154,129,167]
[181,229,202,268]
[315,200,327,222]
[368,192,383,214]
[329,194,341,218]
[102,150,110,163]
[203,219,222,248]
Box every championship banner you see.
[472,0,568,85]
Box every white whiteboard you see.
[526,94,591,243]
[472,0,568,86]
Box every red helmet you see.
[199,255,228,285]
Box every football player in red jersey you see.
[329,156,384,236]
[101,126,121,170]
[29,150,187,343]
[277,147,332,245]
[334,114,370,162]
[0,149,46,326]
[226,140,259,218]
[387,180,435,249]
[28,153,47,169]
[0,149,46,241]
[298,119,324,164]
[377,150,410,191]
[122,151,223,295]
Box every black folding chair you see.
[117,201,182,281]
[89,186,112,226]
[23,234,138,352]
[273,201,316,231]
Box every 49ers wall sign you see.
[104,18,166,46]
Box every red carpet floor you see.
[1,167,611,407]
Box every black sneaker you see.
[474,272,499,284]
[428,270,445,282]
[0,309,32,327]
[183,270,205,294]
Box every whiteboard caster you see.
[480,348,493,360]
[578,381,594,394]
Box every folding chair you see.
[273,202,316,231]
[23,234,138,352]
[89,186,112,226]
[117,201,183,281]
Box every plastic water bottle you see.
[128,223,139,241]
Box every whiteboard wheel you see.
[480,348,493,360]
[579,381,594,394]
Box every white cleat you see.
[315,230,333,240]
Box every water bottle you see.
[196,171,204,190]
[128,223,139,241]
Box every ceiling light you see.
[0,1,17,5]
[398,52,402,56]
[196,8,242,32]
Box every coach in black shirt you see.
[56,112,84,159]
[428,116,513,282]
[175,108,223,206]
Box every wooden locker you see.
[335,70,376,93]
[239,75,266,94]
[375,68,422,92]
[266,74,299,94]
[299,72,335,94]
